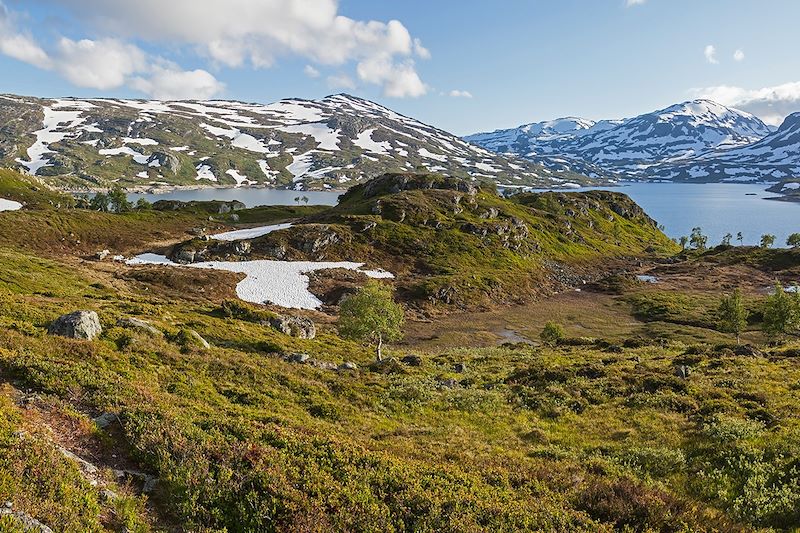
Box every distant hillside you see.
[466,99,797,183]
[0,93,595,191]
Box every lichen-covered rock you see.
[266,315,316,339]
[47,311,102,340]
[117,317,162,337]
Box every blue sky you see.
[1,0,799,134]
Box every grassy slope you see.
[1,170,799,531]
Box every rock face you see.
[47,311,102,340]
[267,315,316,339]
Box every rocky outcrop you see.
[341,173,479,202]
[0,503,54,533]
[47,311,102,340]
[267,315,316,339]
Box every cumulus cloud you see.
[131,66,225,100]
[0,2,50,68]
[327,73,356,91]
[304,65,321,78]
[449,90,473,98]
[704,45,718,64]
[733,49,745,62]
[689,81,800,126]
[54,38,147,90]
[18,0,430,98]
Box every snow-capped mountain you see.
[466,100,783,182]
[0,93,592,191]
[464,117,625,156]
[649,112,800,182]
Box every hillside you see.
[467,99,793,183]
[165,172,677,310]
[0,93,594,192]
[1,169,800,531]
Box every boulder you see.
[673,365,690,380]
[117,317,162,337]
[453,362,467,373]
[734,344,765,357]
[401,354,423,367]
[173,248,197,264]
[266,315,316,339]
[178,329,210,350]
[93,412,118,430]
[287,352,310,364]
[338,361,358,371]
[48,311,102,340]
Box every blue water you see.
[556,183,799,247]
[128,182,799,247]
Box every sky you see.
[1,0,800,135]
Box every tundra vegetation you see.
[0,169,799,532]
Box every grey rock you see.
[229,213,240,222]
[288,352,310,364]
[94,249,110,261]
[453,362,467,373]
[184,330,210,349]
[266,315,316,339]
[48,311,102,340]
[173,248,196,264]
[338,361,358,371]
[117,317,161,337]
[0,507,54,533]
[234,241,251,255]
[94,412,118,430]
[674,365,690,380]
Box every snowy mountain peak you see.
[466,99,779,181]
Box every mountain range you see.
[0,93,590,191]
[466,100,800,184]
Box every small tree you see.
[720,233,733,247]
[540,321,565,346]
[760,234,776,249]
[678,236,689,251]
[89,192,109,212]
[301,195,310,205]
[338,281,404,361]
[108,186,132,213]
[136,198,152,210]
[690,227,707,250]
[762,282,800,340]
[787,233,800,248]
[717,288,748,344]
[736,232,744,246]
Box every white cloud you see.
[131,66,225,100]
[733,49,745,62]
[304,65,321,78]
[327,73,356,91]
[356,56,426,98]
[689,81,800,126]
[626,0,646,6]
[449,89,473,98]
[54,38,147,90]
[704,44,719,64]
[22,0,430,98]
[0,2,51,68]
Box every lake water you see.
[128,182,799,247]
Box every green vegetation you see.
[540,320,565,346]
[337,281,404,361]
[717,288,748,344]
[760,233,776,249]
[763,282,800,340]
[1,170,799,531]
[788,232,800,248]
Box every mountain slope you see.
[467,100,779,182]
[0,93,593,191]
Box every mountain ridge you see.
[466,99,795,183]
[0,92,595,192]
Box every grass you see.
[0,170,798,531]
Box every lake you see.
[127,182,799,247]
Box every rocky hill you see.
[168,172,676,310]
[0,93,593,192]
[467,99,794,183]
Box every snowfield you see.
[212,223,293,241]
[0,198,23,212]
[126,254,394,309]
